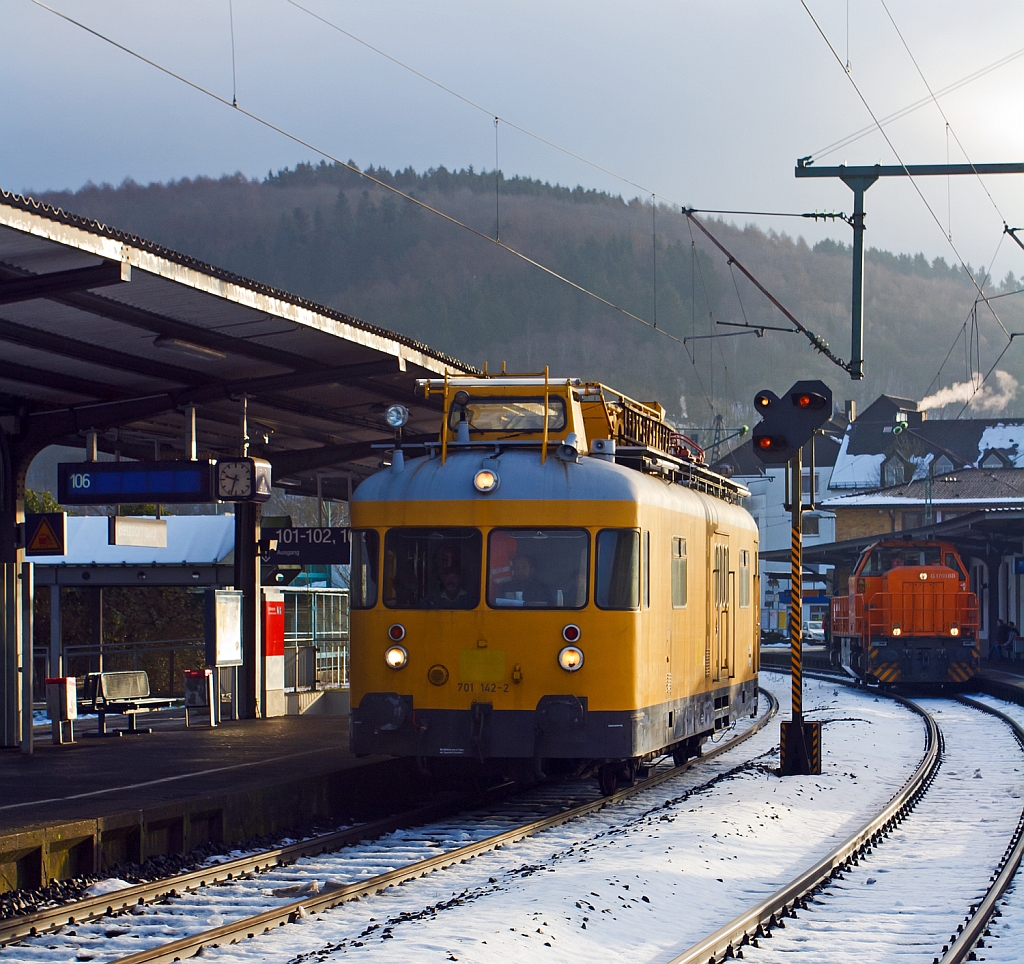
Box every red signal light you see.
[757,437,773,449]
[790,391,827,410]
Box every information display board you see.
[261,527,350,566]
[204,590,243,667]
[58,460,216,505]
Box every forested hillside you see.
[36,162,1024,438]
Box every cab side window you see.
[739,550,751,608]
[671,537,687,608]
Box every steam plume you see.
[920,370,1018,413]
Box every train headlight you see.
[388,623,406,642]
[919,572,928,581]
[562,624,581,643]
[891,623,902,637]
[474,469,499,493]
[385,645,408,670]
[950,623,960,637]
[558,645,584,672]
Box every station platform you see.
[0,711,414,893]
[977,660,1024,703]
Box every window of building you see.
[803,515,820,536]
[596,529,640,609]
[671,537,687,608]
[739,550,751,608]
[884,458,906,487]
[801,472,821,495]
[934,455,954,474]
[902,512,923,530]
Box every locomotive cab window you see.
[383,528,482,609]
[487,529,589,608]
[671,537,687,608]
[448,395,566,436]
[944,553,966,578]
[596,529,640,610]
[739,550,751,608]
[350,529,380,609]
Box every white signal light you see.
[385,645,408,670]
[950,623,960,637]
[919,572,928,581]
[892,623,902,637]
[474,469,499,493]
[558,645,584,672]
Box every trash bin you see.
[184,668,217,727]
[45,676,77,745]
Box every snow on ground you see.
[132,674,922,964]
[952,693,1024,964]
[743,697,1024,963]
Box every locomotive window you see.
[739,550,751,608]
[350,530,380,609]
[486,529,589,608]
[671,537,687,608]
[383,528,482,610]
[448,395,566,435]
[861,546,945,574]
[945,553,966,578]
[596,529,640,610]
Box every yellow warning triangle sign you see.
[28,517,62,553]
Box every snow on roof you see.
[44,515,235,565]
[976,424,1024,466]
[826,431,886,489]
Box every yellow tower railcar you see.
[349,374,759,793]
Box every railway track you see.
[669,688,1024,964]
[0,689,777,964]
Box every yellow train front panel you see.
[349,444,758,764]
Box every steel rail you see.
[98,689,778,964]
[936,695,1024,964]
[666,686,940,964]
[0,794,484,945]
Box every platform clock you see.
[216,457,272,502]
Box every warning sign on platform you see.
[25,512,67,556]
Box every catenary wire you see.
[879,0,1009,226]
[799,0,1012,344]
[32,0,685,349]
[808,44,1024,164]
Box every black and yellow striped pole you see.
[790,447,802,722]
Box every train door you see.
[712,538,730,681]
[728,568,737,679]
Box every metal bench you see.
[81,670,177,735]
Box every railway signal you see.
[753,379,832,776]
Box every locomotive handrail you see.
[834,590,978,639]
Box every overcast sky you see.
[3,1,1024,282]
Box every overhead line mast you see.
[794,159,1024,381]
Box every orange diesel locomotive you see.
[831,539,979,686]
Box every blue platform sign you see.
[58,461,216,505]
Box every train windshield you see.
[448,396,566,434]
[383,528,482,609]
[487,529,589,608]
[859,546,944,574]
[350,530,379,609]
[595,529,640,609]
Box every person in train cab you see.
[890,553,904,569]
[511,554,552,606]
[428,544,471,608]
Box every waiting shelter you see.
[0,189,471,750]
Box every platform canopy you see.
[0,190,473,501]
